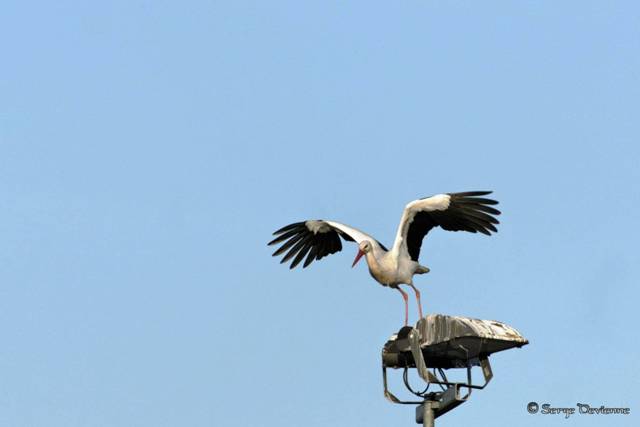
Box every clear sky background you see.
[1,1,639,426]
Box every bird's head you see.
[351,241,372,268]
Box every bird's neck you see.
[365,248,388,272]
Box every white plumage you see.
[268,191,500,325]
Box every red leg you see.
[396,287,409,326]
[409,283,424,320]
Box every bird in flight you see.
[268,191,500,325]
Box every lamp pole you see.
[421,398,437,427]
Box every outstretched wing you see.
[393,191,501,262]
[268,220,387,269]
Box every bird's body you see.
[363,246,427,287]
[269,191,500,325]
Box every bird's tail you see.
[416,266,430,274]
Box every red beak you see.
[352,249,365,268]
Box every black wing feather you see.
[270,230,306,257]
[269,220,373,269]
[290,241,313,269]
[281,234,313,264]
[268,227,303,246]
[406,191,501,261]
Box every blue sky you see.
[1,1,639,426]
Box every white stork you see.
[268,191,500,325]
